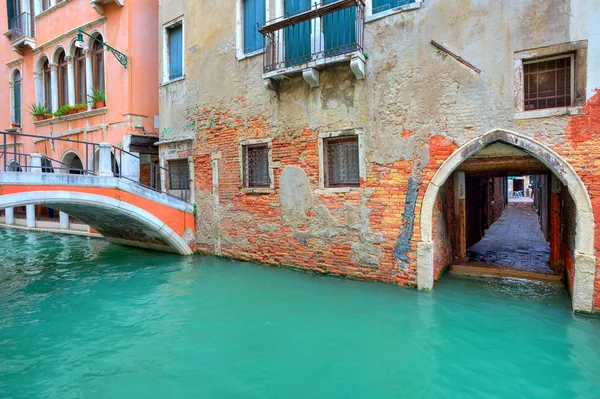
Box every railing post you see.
[30,153,42,173]
[98,142,113,177]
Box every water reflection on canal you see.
[1,228,599,398]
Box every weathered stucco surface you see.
[158,0,600,312]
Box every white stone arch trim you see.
[87,28,105,48]
[417,128,596,313]
[0,190,193,256]
[9,67,21,83]
[59,148,86,173]
[88,146,120,173]
[51,45,67,64]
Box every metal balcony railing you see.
[259,0,365,74]
[10,12,35,43]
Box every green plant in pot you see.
[28,103,48,122]
[53,105,70,118]
[44,113,52,120]
[76,103,88,112]
[87,88,106,109]
[64,104,77,115]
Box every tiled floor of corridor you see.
[466,202,554,274]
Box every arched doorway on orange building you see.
[417,129,596,313]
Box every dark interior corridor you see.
[466,202,553,274]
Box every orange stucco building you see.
[0,0,159,228]
[1,0,158,166]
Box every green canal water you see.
[1,229,600,398]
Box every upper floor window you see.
[43,59,52,110]
[12,69,21,125]
[523,54,573,111]
[372,0,413,14]
[165,21,183,81]
[74,47,86,104]
[242,0,265,54]
[324,136,360,188]
[92,36,105,91]
[7,0,20,25]
[57,50,68,107]
[41,0,51,12]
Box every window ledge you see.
[5,127,21,133]
[34,0,72,20]
[160,75,185,87]
[241,187,274,195]
[33,107,107,126]
[237,49,264,61]
[366,1,422,23]
[315,187,361,194]
[514,106,584,120]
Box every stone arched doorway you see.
[417,129,596,313]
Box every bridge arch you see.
[0,190,193,255]
[418,129,596,313]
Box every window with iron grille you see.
[242,144,270,188]
[168,159,190,190]
[324,136,360,187]
[524,54,573,111]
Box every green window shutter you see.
[284,0,311,66]
[13,73,21,125]
[169,25,183,80]
[7,0,15,27]
[373,0,411,14]
[243,0,266,54]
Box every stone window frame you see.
[317,129,366,194]
[514,41,587,120]
[9,67,22,126]
[161,16,185,85]
[161,152,194,199]
[365,0,422,23]
[236,0,270,60]
[238,138,275,194]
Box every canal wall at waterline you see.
[156,0,600,313]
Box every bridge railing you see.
[1,131,99,175]
[112,146,190,203]
[0,131,191,203]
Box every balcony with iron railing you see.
[259,0,366,90]
[6,12,35,54]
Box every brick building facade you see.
[158,0,600,313]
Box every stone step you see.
[450,264,563,284]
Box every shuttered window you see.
[168,159,190,190]
[243,144,270,188]
[168,24,183,80]
[324,136,360,187]
[243,0,266,54]
[372,0,412,14]
[13,70,21,125]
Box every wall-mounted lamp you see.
[76,29,128,68]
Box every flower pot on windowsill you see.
[44,115,52,120]
[11,123,20,128]
[95,101,105,109]
[69,109,77,115]
[35,115,44,122]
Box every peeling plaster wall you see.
[158,0,600,307]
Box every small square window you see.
[242,144,270,188]
[166,22,183,80]
[523,54,573,111]
[168,159,190,190]
[324,136,360,188]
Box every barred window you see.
[524,55,573,111]
[168,159,190,190]
[243,144,270,188]
[324,136,360,187]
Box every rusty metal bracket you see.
[430,40,481,74]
